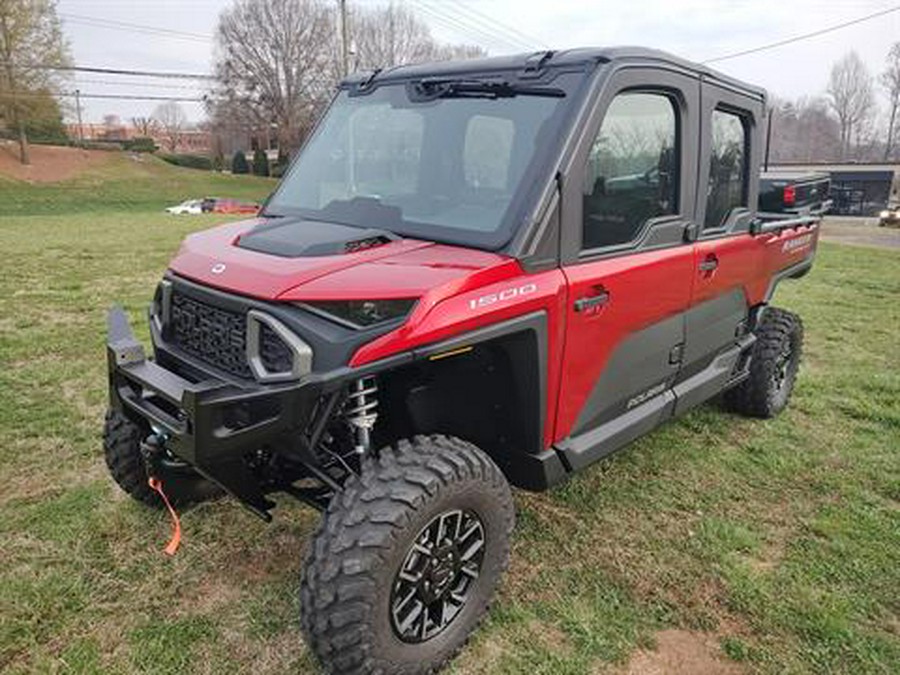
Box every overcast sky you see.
[58,0,900,125]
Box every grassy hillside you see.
[0,149,275,215]
[0,208,897,674]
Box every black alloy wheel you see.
[390,509,486,643]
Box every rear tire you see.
[103,409,163,508]
[299,435,514,675]
[724,307,803,418]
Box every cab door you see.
[675,82,766,414]
[553,67,700,469]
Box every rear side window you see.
[704,109,747,229]
[582,92,678,251]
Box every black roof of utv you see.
[342,46,766,100]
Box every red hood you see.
[168,218,519,302]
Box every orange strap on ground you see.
[148,477,182,556]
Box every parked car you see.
[878,204,900,227]
[164,199,204,215]
[104,47,820,675]
[210,198,260,215]
[759,171,831,215]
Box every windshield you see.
[266,72,584,249]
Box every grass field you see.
[1,163,898,674]
[0,150,275,215]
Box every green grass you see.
[0,151,275,215]
[1,198,897,673]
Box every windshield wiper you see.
[412,78,565,100]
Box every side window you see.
[582,92,678,251]
[464,115,514,191]
[704,109,747,229]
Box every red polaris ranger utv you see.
[104,48,819,674]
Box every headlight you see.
[301,299,417,328]
[880,210,890,218]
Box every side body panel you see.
[556,248,693,438]
[351,266,569,451]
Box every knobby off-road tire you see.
[300,435,515,675]
[725,307,803,418]
[103,408,163,508]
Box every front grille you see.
[169,291,296,380]
[171,291,252,377]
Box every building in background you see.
[64,116,211,155]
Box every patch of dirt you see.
[820,217,900,250]
[526,618,574,655]
[175,577,245,616]
[0,140,113,182]
[617,629,743,675]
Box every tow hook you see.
[140,432,182,556]
[139,431,169,475]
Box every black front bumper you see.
[106,306,404,518]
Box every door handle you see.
[574,290,610,313]
[698,255,719,273]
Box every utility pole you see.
[75,89,84,145]
[339,0,350,76]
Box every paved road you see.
[820,217,900,250]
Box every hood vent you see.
[345,235,391,253]
[237,218,399,258]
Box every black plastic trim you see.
[557,391,675,471]
[410,311,565,490]
[764,255,816,302]
[160,273,405,376]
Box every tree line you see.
[769,46,900,164]
[2,0,899,167]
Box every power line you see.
[0,61,215,80]
[73,77,207,91]
[410,1,526,52]
[704,4,900,63]
[59,12,213,43]
[72,92,206,102]
[446,0,549,50]
[425,1,534,50]
[5,90,206,102]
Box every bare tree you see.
[353,3,431,68]
[153,101,187,152]
[827,52,875,159]
[352,4,485,69]
[131,116,158,137]
[769,95,841,162]
[0,0,71,164]
[433,43,487,61]
[352,3,477,69]
[209,0,484,153]
[211,0,337,153]
[881,42,900,161]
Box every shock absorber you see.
[346,376,378,454]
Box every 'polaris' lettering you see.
[626,382,667,409]
[469,283,537,310]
